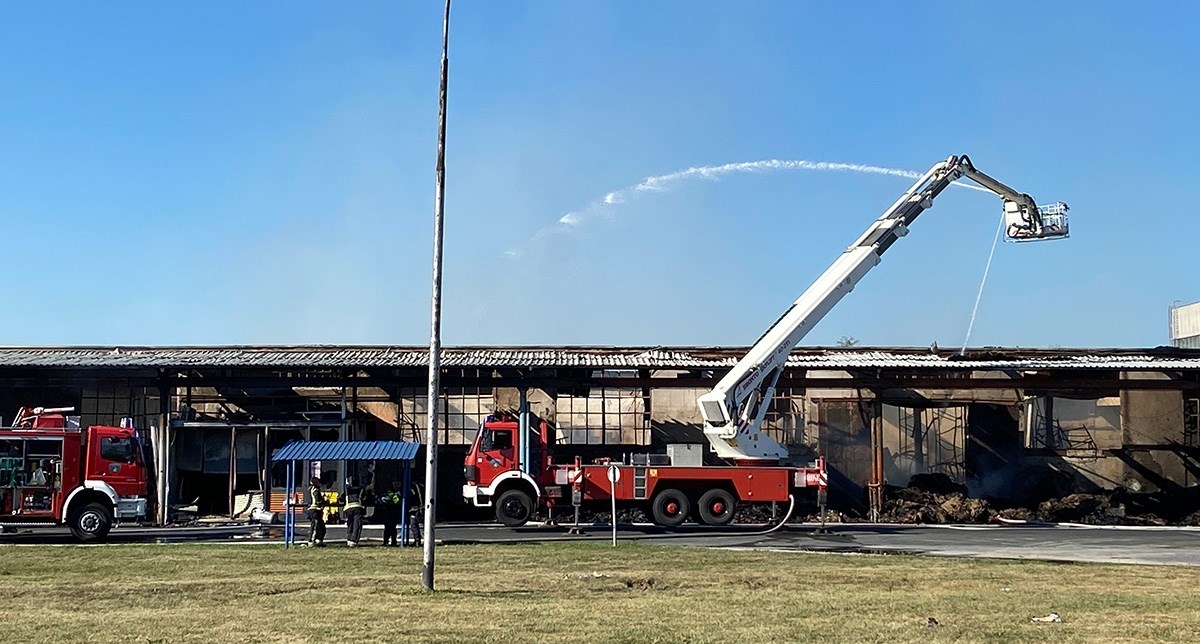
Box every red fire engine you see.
[0,407,149,541]
[463,155,1066,527]
[464,414,825,527]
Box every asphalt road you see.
[432,522,1200,566]
[3,522,1199,567]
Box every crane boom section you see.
[696,155,1066,462]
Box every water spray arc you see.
[505,158,989,258]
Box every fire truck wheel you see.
[70,503,113,541]
[697,488,736,526]
[495,489,534,527]
[650,488,690,527]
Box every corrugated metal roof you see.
[271,440,419,462]
[0,345,1199,371]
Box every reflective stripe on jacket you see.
[343,488,364,511]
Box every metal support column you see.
[867,394,884,521]
[284,460,295,548]
[1043,396,1056,449]
[156,381,170,526]
[401,460,412,546]
[228,427,237,520]
[912,407,925,473]
[518,387,530,474]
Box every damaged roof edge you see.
[0,345,1199,371]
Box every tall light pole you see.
[422,0,451,592]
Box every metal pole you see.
[402,461,411,547]
[518,388,529,474]
[285,461,293,548]
[157,382,170,526]
[869,395,884,521]
[608,464,618,547]
[228,427,236,520]
[422,0,451,592]
[611,488,617,547]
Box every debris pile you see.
[553,507,650,525]
[541,475,1200,527]
[996,486,1200,526]
[733,503,781,524]
[1025,493,1121,524]
[881,473,1200,526]
[881,473,992,524]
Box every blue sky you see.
[1,2,1196,348]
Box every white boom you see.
[696,154,1069,461]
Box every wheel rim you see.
[711,501,726,515]
[80,511,102,533]
[502,498,527,520]
[665,501,680,516]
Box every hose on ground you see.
[740,494,797,536]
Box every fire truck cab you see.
[0,407,149,541]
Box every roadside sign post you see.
[571,468,582,528]
[572,487,582,528]
[607,465,620,547]
[566,457,584,536]
[817,456,829,534]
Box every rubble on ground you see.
[878,473,1200,526]
[539,474,1200,527]
[733,503,781,524]
[882,488,991,524]
[547,507,649,525]
[878,472,990,523]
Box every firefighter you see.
[29,460,49,487]
[306,478,327,547]
[343,485,365,547]
[376,479,402,546]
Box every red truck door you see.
[85,427,145,497]
[475,421,518,485]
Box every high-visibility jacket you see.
[308,486,326,511]
[343,489,364,511]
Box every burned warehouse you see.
[1,344,1199,527]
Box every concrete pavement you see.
[3,521,1199,566]
[433,521,1200,567]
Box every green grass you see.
[0,542,1197,643]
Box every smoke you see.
[503,158,990,259]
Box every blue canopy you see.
[273,440,421,549]
[271,440,420,462]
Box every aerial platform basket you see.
[1005,201,1070,242]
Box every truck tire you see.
[650,488,690,528]
[70,502,113,542]
[697,488,736,526]
[495,489,534,527]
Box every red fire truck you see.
[0,407,149,541]
[463,414,825,527]
[463,155,1067,528]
